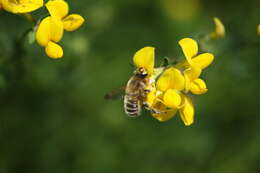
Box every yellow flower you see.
[178,38,214,94]
[210,17,225,39]
[147,67,195,125]
[0,0,43,13]
[133,47,155,76]
[36,0,85,59]
[178,38,214,68]
[144,38,214,125]
[179,94,194,126]
[148,88,195,126]
[258,24,260,35]
[157,67,185,92]
[128,38,214,125]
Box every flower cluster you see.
[0,0,43,13]
[36,0,84,59]
[133,38,214,126]
[0,0,84,59]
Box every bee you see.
[124,67,153,117]
[105,67,161,117]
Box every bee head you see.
[135,67,148,78]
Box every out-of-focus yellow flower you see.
[161,0,201,21]
[36,0,84,59]
[0,0,43,13]
[210,17,225,39]
[257,24,260,35]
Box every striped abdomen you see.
[124,95,141,117]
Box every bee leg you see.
[143,102,149,108]
[149,108,161,114]
[144,89,151,93]
[143,102,161,114]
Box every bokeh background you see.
[0,0,260,172]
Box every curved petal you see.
[151,102,177,122]
[184,66,201,81]
[36,17,52,47]
[190,78,208,95]
[179,94,194,126]
[192,53,214,69]
[156,67,185,92]
[45,41,63,59]
[211,17,225,39]
[2,0,43,13]
[163,89,182,108]
[50,17,64,42]
[178,38,198,64]
[184,72,191,93]
[63,14,85,31]
[46,0,69,19]
[146,88,156,107]
[152,110,177,122]
[133,47,155,76]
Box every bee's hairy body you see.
[124,68,150,117]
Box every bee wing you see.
[104,86,126,100]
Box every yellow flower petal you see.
[63,14,85,31]
[46,0,69,19]
[258,24,260,35]
[183,66,201,81]
[50,17,64,42]
[163,89,182,108]
[36,17,52,47]
[156,67,185,92]
[133,47,155,75]
[1,0,43,13]
[192,53,214,69]
[45,41,63,59]
[190,78,208,95]
[179,95,194,126]
[36,16,64,46]
[178,38,198,63]
[146,88,156,107]
[184,72,191,93]
[211,17,225,39]
[151,102,177,122]
[152,110,177,122]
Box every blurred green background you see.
[0,0,260,172]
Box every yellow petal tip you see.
[63,14,85,31]
[178,38,198,62]
[45,41,64,59]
